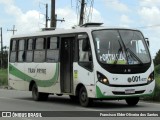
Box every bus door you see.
[60,37,75,93]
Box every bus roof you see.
[11,27,139,39]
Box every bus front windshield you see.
[92,29,151,65]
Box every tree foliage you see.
[154,49,160,66]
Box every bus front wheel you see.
[125,97,139,106]
[69,95,78,102]
[79,87,92,107]
[32,84,49,101]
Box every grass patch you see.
[0,69,8,86]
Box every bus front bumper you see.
[95,80,155,99]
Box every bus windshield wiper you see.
[113,48,122,65]
[114,39,123,65]
[125,48,144,65]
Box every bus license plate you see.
[125,89,135,94]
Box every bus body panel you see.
[73,62,96,98]
[9,62,61,94]
[9,74,29,91]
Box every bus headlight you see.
[97,72,109,85]
[147,72,154,84]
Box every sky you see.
[0,0,160,58]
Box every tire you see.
[125,97,139,106]
[69,95,78,102]
[79,87,92,107]
[32,84,49,101]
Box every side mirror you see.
[145,38,149,47]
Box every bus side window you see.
[34,38,46,62]
[78,34,93,71]
[26,39,33,62]
[79,38,92,62]
[46,37,59,62]
[18,39,25,62]
[10,40,17,62]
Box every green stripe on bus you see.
[9,63,59,87]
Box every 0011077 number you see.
[128,76,141,83]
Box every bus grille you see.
[112,90,145,95]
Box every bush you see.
[143,65,160,101]
[0,69,8,86]
[152,84,160,101]
[155,64,160,77]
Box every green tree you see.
[154,49,160,66]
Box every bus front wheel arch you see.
[29,80,35,91]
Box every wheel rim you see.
[80,90,87,103]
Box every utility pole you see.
[79,0,85,26]
[7,25,17,35]
[50,0,65,28]
[51,0,56,28]
[0,28,3,68]
[45,4,49,28]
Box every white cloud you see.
[5,4,22,17]
[56,7,77,28]
[0,0,14,5]
[139,0,160,7]
[104,0,129,12]
[89,8,104,23]
[138,5,160,57]
[120,14,133,24]
[16,10,44,34]
[0,0,44,46]
[0,0,44,34]
[139,6,160,25]
[1,0,104,47]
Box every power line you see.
[86,0,94,23]
[76,0,94,25]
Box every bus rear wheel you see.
[32,84,49,101]
[125,97,139,106]
[79,87,92,107]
